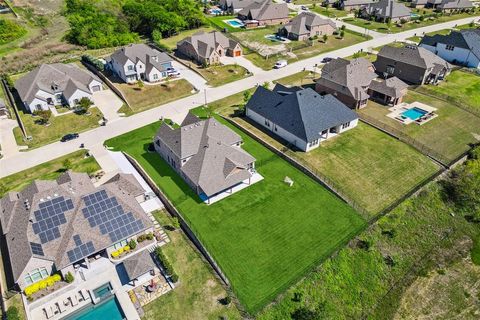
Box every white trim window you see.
[153,74,159,80]
[342,122,351,129]
[113,239,128,250]
[24,267,49,285]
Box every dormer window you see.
[51,82,59,91]
[128,65,134,71]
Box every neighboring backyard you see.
[235,28,368,70]
[144,210,242,320]
[105,119,366,314]
[311,6,349,18]
[344,11,477,34]
[157,26,216,51]
[358,90,480,162]
[13,107,103,150]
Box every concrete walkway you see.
[220,56,265,75]
[172,60,208,91]
[0,118,19,158]
[1,16,479,178]
[92,90,123,121]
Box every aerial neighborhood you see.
[1,0,480,320]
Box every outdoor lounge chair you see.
[81,289,91,301]
[43,305,54,319]
[70,294,79,306]
[57,301,66,313]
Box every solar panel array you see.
[30,242,44,256]
[66,237,95,263]
[32,196,73,244]
[82,190,145,243]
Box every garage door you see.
[92,85,101,92]
[235,51,241,57]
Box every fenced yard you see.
[358,90,480,164]
[105,118,366,314]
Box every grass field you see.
[158,26,216,51]
[113,79,195,115]
[311,6,349,18]
[13,108,103,150]
[143,210,242,320]
[274,70,320,87]
[241,29,368,70]
[344,12,476,34]
[207,15,245,33]
[195,64,250,87]
[0,150,99,196]
[407,24,476,42]
[414,70,480,114]
[105,119,365,314]
[359,90,480,162]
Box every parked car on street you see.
[322,57,334,63]
[61,133,79,142]
[274,60,288,69]
[300,5,309,11]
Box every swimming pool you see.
[402,107,427,120]
[210,9,222,15]
[62,297,125,320]
[224,19,244,28]
[93,283,112,300]
[265,35,286,42]
[411,13,420,18]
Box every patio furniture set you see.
[42,289,91,319]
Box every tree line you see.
[65,0,206,49]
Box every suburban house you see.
[426,0,474,10]
[315,58,377,109]
[360,0,412,22]
[237,0,290,28]
[154,114,257,203]
[15,63,103,113]
[278,12,337,41]
[374,45,451,84]
[368,77,409,106]
[107,44,173,84]
[419,28,480,69]
[411,0,429,8]
[219,0,257,12]
[176,31,242,65]
[0,171,154,291]
[246,84,358,152]
[339,0,376,11]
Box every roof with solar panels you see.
[0,171,152,282]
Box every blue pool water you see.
[225,19,244,28]
[210,9,222,14]
[93,283,112,300]
[63,297,125,320]
[411,13,420,18]
[402,107,427,120]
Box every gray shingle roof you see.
[341,0,376,6]
[376,44,451,69]
[238,0,289,21]
[111,44,171,73]
[122,249,156,280]
[219,0,257,10]
[420,28,480,61]
[281,12,336,36]
[156,114,256,197]
[246,85,358,142]
[437,0,473,9]
[177,31,240,60]
[363,0,411,19]
[15,63,101,106]
[369,76,409,98]
[0,172,152,282]
[316,58,377,100]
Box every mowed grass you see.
[158,26,216,51]
[105,119,366,314]
[196,64,250,87]
[359,91,480,162]
[13,108,103,149]
[115,79,195,115]
[0,150,100,196]
[415,70,480,114]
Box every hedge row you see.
[154,247,178,283]
[81,54,105,72]
[111,245,131,258]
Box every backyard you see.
[311,5,349,18]
[157,26,216,51]
[358,90,480,162]
[237,29,368,70]
[207,15,245,33]
[105,119,366,314]
[13,107,103,150]
[344,11,477,34]
[143,210,242,320]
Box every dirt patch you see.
[12,0,63,14]
[394,237,480,319]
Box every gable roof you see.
[122,249,156,280]
[246,85,358,142]
[281,12,336,36]
[376,44,451,69]
[316,57,377,100]
[364,0,411,18]
[420,28,480,60]
[156,114,255,197]
[369,76,409,98]
[177,31,240,60]
[238,0,289,21]
[341,0,376,6]
[0,172,152,282]
[219,0,257,10]
[437,0,473,9]
[111,44,171,73]
[15,63,100,106]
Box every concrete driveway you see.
[171,61,208,91]
[92,89,123,121]
[220,56,264,75]
[0,119,19,158]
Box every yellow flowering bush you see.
[24,274,62,296]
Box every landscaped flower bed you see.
[24,274,69,301]
[110,233,155,259]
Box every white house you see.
[15,64,103,113]
[108,44,173,84]
[419,29,480,69]
[246,84,358,152]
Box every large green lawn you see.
[157,26,216,51]
[105,119,365,314]
[359,90,480,162]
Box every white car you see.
[274,60,288,69]
[167,68,180,77]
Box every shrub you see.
[154,247,178,283]
[65,272,74,283]
[111,251,120,258]
[33,110,52,125]
[129,239,137,249]
[81,54,104,71]
[146,233,154,240]
[6,306,20,320]
[124,245,130,251]
[24,274,62,296]
[137,234,146,242]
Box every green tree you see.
[322,34,328,43]
[137,80,144,90]
[6,306,20,320]
[65,272,74,283]
[63,159,72,170]
[262,81,270,89]
[243,90,252,105]
[339,30,345,39]
[34,110,52,125]
[77,97,93,114]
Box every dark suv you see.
[61,133,79,142]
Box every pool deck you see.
[386,101,438,125]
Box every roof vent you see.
[40,198,44,202]
[24,199,30,211]
[54,193,58,197]
[46,196,51,200]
